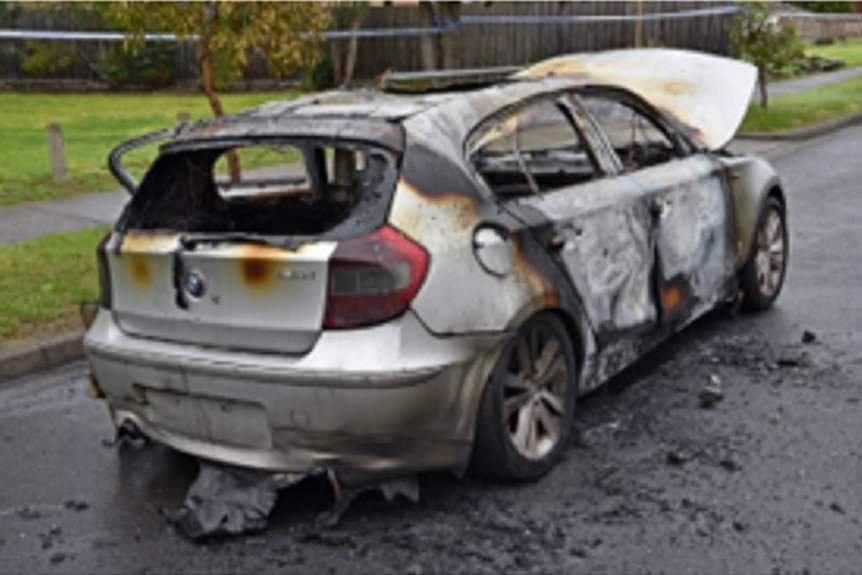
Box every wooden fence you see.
[781,13,862,40]
[350,1,734,79]
[0,1,735,86]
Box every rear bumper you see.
[84,309,506,474]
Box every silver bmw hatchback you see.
[85,49,788,482]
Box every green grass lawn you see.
[740,73,862,133]
[0,91,298,207]
[803,36,862,67]
[0,226,108,347]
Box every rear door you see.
[468,95,659,343]
[577,91,735,329]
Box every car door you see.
[577,91,736,330]
[467,94,660,344]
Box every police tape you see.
[0,5,750,43]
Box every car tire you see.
[740,196,788,311]
[470,313,578,482]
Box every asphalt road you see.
[2,125,862,574]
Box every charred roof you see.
[174,76,579,144]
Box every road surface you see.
[2,125,862,574]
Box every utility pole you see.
[635,0,643,48]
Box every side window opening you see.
[468,98,598,199]
[125,141,393,236]
[579,95,681,172]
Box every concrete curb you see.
[739,110,862,142]
[0,330,84,384]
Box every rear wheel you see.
[740,196,788,311]
[471,313,577,482]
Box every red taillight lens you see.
[97,231,112,309]
[324,226,429,329]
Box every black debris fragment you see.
[64,500,89,512]
[39,524,65,552]
[719,458,742,473]
[776,356,802,368]
[801,330,817,344]
[49,552,67,565]
[666,449,696,467]
[162,461,305,540]
[17,506,42,520]
[312,476,420,532]
[829,501,846,515]
[699,374,724,408]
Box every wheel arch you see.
[503,302,595,392]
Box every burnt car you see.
[84,49,787,483]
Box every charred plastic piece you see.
[162,462,308,540]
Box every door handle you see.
[649,199,665,217]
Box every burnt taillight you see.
[324,226,429,329]
[97,231,112,309]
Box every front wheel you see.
[470,313,577,482]
[740,196,788,311]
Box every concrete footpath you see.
[756,64,862,101]
[3,66,862,382]
[0,189,127,244]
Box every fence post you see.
[46,122,68,183]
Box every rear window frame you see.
[117,135,403,244]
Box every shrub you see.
[95,41,177,90]
[303,43,335,91]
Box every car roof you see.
[235,75,581,121]
[166,75,583,154]
[179,75,571,127]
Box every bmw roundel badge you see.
[184,271,206,299]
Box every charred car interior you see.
[123,142,397,238]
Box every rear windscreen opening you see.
[122,141,398,238]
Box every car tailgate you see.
[109,232,336,354]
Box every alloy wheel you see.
[501,321,570,460]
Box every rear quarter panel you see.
[388,136,554,335]
[717,154,784,266]
[388,116,602,400]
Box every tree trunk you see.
[201,9,240,182]
[418,2,439,71]
[758,65,768,109]
[342,15,361,86]
[439,2,461,70]
[330,5,362,87]
[330,39,346,86]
